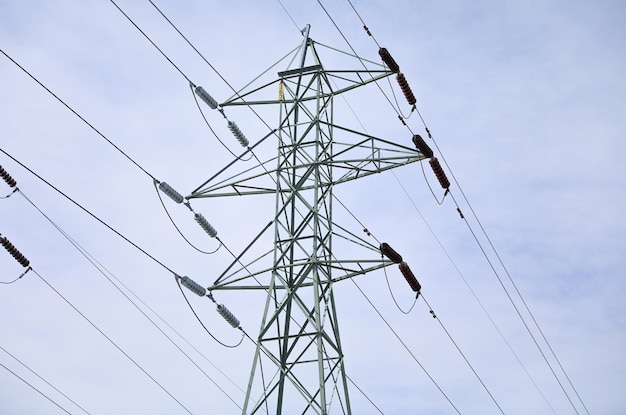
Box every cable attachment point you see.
[456,207,465,219]
[363,25,372,36]
[180,276,207,297]
[0,236,30,267]
[216,304,240,328]
[195,86,218,109]
[363,228,371,236]
[397,115,407,126]
[194,213,218,238]
[158,181,184,204]
[227,121,249,147]
[206,292,216,303]
[0,165,17,188]
[429,309,437,319]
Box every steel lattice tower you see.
[189,26,425,414]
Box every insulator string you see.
[188,83,239,157]
[0,235,30,267]
[153,180,222,254]
[1,164,17,187]
[175,277,244,349]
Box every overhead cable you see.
[337,3,589,412]
[0,148,176,275]
[16,188,244,409]
[0,361,73,415]
[32,268,194,414]
[0,345,91,415]
[0,49,156,182]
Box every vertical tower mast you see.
[189,26,426,414]
[241,25,352,415]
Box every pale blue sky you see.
[1,1,625,413]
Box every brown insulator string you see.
[1,236,30,267]
[412,134,434,159]
[378,47,400,73]
[399,261,422,294]
[429,157,451,189]
[396,73,417,106]
[0,165,17,188]
[380,242,403,263]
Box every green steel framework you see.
[188,26,426,414]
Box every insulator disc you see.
[429,157,450,189]
[412,134,433,159]
[194,213,218,238]
[380,242,403,264]
[195,86,218,109]
[180,276,206,297]
[399,262,422,292]
[378,47,400,73]
[396,73,417,106]
[227,121,249,147]
[217,304,240,328]
[0,165,17,188]
[1,237,29,267]
[158,182,184,204]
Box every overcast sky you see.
[1,0,625,414]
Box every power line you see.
[3,161,247,408]
[0,361,72,415]
[15,188,244,410]
[0,148,176,275]
[391,169,559,414]
[31,268,194,414]
[322,2,589,413]
[141,0,281,135]
[444,171,591,415]
[139,5,504,413]
[93,3,581,412]
[108,0,192,84]
[447,192,582,415]
[0,345,91,415]
[275,0,302,33]
[1,46,244,275]
[0,49,156,182]
[348,278,462,415]
[420,294,507,414]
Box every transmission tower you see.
[189,26,425,414]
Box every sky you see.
[1,0,625,414]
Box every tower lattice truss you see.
[188,27,426,414]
